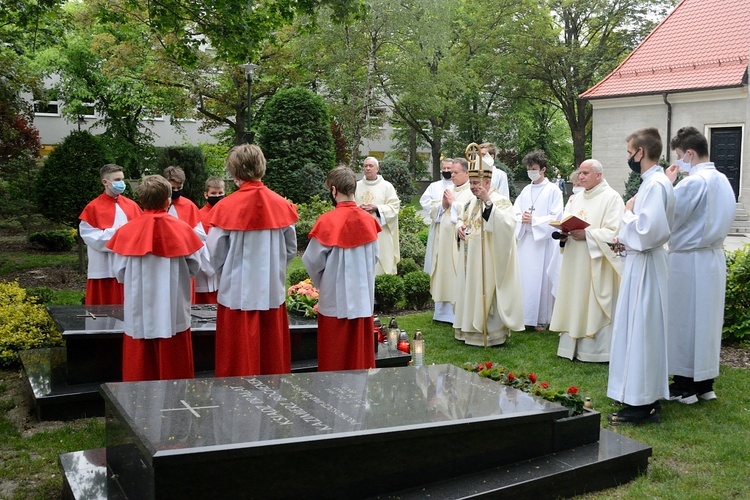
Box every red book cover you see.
[549,215,589,232]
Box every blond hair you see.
[226,144,266,181]
[138,175,172,210]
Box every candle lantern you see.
[397,330,410,354]
[387,317,399,350]
[413,330,424,367]
[373,316,381,352]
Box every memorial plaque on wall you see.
[103,364,567,499]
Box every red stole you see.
[199,203,214,231]
[171,196,202,228]
[79,192,141,229]
[206,181,298,230]
[308,201,380,248]
[106,210,203,257]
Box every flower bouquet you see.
[463,361,585,416]
[286,279,319,318]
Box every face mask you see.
[527,170,541,182]
[676,152,692,173]
[627,151,642,174]
[572,186,584,194]
[207,195,224,206]
[171,189,183,201]
[441,171,452,180]
[110,180,126,195]
[482,154,494,169]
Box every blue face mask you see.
[111,180,126,195]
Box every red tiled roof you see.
[581,0,750,99]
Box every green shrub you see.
[198,142,231,179]
[28,229,76,251]
[403,271,431,310]
[35,131,111,227]
[380,157,416,204]
[400,232,426,269]
[288,267,310,287]
[257,87,335,203]
[399,205,428,236]
[26,286,54,304]
[397,257,420,276]
[295,195,334,252]
[0,281,63,368]
[418,228,429,246]
[724,248,750,341]
[374,274,404,313]
[154,146,208,207]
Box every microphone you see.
[551,231,567,248]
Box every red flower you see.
[508,373,515,381]
[541,381,549,389]
[567,386,579,395]
[477,363,485,371]
[528,373,537,384]
[485,361,493,369]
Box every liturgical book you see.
[548,215,590,232]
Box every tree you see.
[155,146,208,206]
[512,0,673,168]
[256,87,335,203]
[35,131,111,227]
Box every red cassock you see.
[206,181,298,377]
[79,193,141,305]
[107,210,204,382]
[307,201,380,371]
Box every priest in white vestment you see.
[420,158,454,273]
[514,150,564,330]
[608,128,674,425]
[454,148,524,346]
[355,157,400,275]
[665,127,736,404]
[429,158,474,323]
[549,160,625,362]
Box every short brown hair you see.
[479,142,497,157]
[162,166,186,184]
[204,176,225,191]
[226,144,266,181]
[100,164,123,179]
[326,166,357,196]
[138,175,172,210]
[627,127,662,162]
[670,126,708,157]
[453,157,469,171]
[522,150,548,170]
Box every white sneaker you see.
[678,393,699,405]
[698,391,717,401]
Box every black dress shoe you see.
[608,404,660,425]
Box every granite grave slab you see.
[102,364,570,499]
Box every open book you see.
[548,215,590,232]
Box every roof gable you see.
[581,0,750,99]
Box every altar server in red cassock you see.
[195,176,225,304]
[206,144,298,376]
[303,166,381,371]
[79,164,142,305]
[106,175,206,382]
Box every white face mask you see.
[675,152,692,173]
[527,170,542,182]
[482,154,494,169]
[572,186,584,194]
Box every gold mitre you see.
[465,143,492,178]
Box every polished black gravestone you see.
[21,306,410,420]
[59,364,651,499]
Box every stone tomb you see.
[60,364,652,499]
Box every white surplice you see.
[207,227,297,310]
[514,179,564,326]
[355,175,400,275]
[491,167,510,199]
[668,162,735,382]
[420,178,453,273]
[607,165,674,406]
[550,180,625,362]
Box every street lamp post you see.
[241,63,260,144]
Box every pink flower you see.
[477,363,485,371]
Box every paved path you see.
[724,235,749,252]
